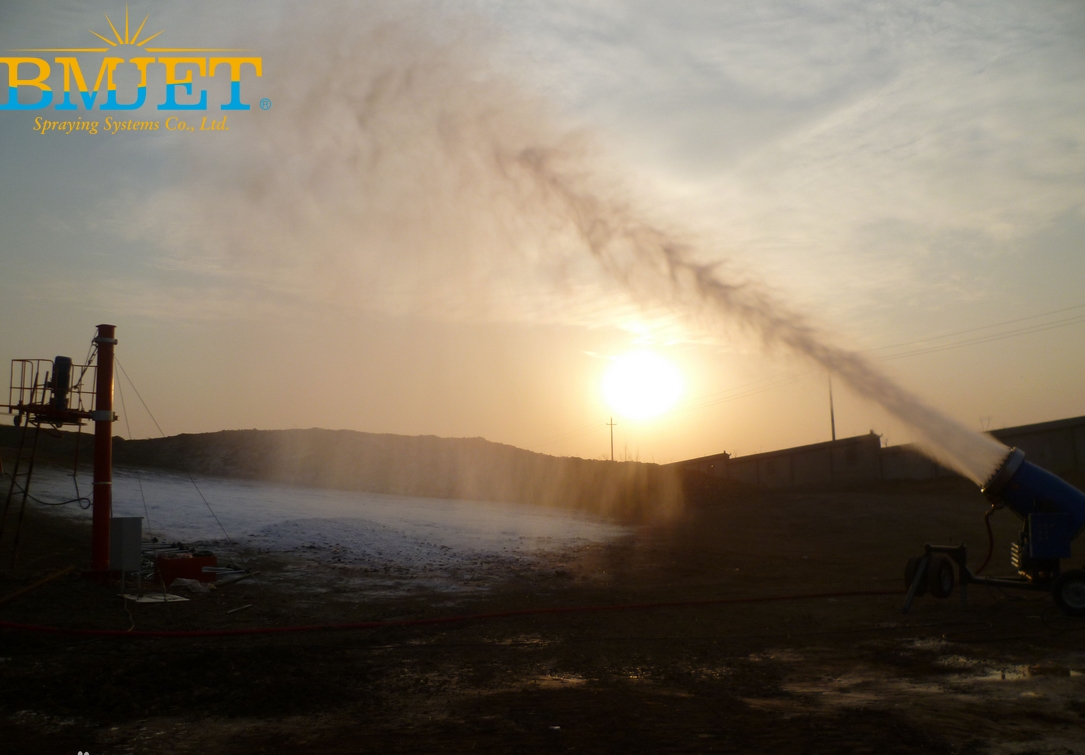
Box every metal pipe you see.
[91,324,116,575]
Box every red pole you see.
[91,324,116,575]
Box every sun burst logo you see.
[1,6,263,112]
[89,7,166,50]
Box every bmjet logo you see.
[0,8,262,111]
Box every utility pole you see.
[607,417,617,461]
[828,373,837,442]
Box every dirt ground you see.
[2,481,1084,754]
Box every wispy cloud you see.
[483,1,1085,327]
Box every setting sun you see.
[601,351,683,420]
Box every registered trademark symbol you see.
[259,98,272,110]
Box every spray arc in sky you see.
[144,9,1009,484]
[499,146,1009,484]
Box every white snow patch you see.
[27,465,629,580]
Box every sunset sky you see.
[1,1,1083,464]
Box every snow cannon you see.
[902,448,1085,616]
[982,448,1085,563]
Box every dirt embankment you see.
[1,424,689,522]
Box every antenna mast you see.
[828,373,837,442]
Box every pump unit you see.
[904,448,1085,616]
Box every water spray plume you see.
[499,145,1007,483]
[148,8,1007,485]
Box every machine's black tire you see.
[927,555,955,599]
[905,556,928,596]
[1052,569,1085,617]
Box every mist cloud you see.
[127,4,1013,482]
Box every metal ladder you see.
[0,416,44,570]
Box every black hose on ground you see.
[975,504,999,575]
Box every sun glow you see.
[601,351,683,420]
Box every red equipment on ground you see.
[155,552,219,586]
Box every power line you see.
[876,313,1085,361]
[536,369,813,456]
[114,358,234,545]
[668,297,1085,418]
[674,370,811,414]
[115,367,153,537]
[542,300,1085,452]
[866,302,1085,353]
